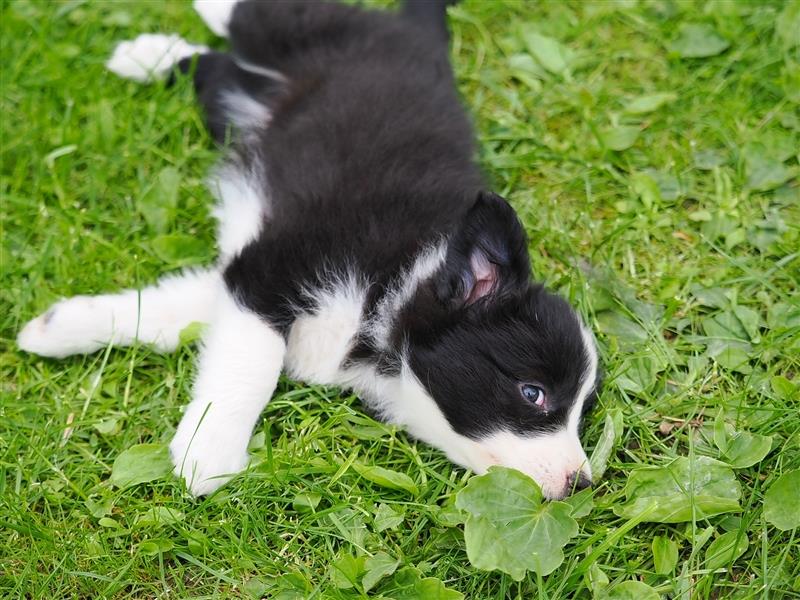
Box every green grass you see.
[2,0,799,597]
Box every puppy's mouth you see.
[471,429,592,500]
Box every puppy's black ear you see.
[436,192,530,307]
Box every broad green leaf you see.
[589,408,623,481]
[139,538,174,555]
[327,507,368,548]
[669,23,730,58]
[631,171,661,209]
[292,492,321,513]
[522,31,573,77]
[138,166,181,232]
[564,487,594,518]
[85,496,114,519]
[746,159,796,192]
[616,355,659,394]
[455,467,579,579]
[150,234,208,266]
[705,531,749,570]
[389,568,464,600]
[596,311,648,346]
[702,312,749,341]
[691,285,731,308]
[134,506,184,527]
[764,470,800,531]
[652,535,679,574]
[93,416,121,436]
[352,462,418,495]
[329,553,365,589]
[713,414,773,468]
[771,375,798,400]
[605,580,660,600]
[587,563,609,597]
[614,456,741,522]
[110,443,173,488]
[706,340,752,373]
[601,126,640,151]
[362,551,400,593]
[776,0,800,48]
[624,92,677,114]
[373,502,405,532]
[722,431,773,469]
[693,149,727,170]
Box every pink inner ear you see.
[466,250,499,304]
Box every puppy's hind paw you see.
[169,427,250,497]
[193,0,240,37]
[106,33,208,83]
[17,297,108,358]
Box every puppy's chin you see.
[462,429,592,500]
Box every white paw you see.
[106,33,208,83]
[193,0,240,37]
[18,297,108,358]
[169,403,251,496]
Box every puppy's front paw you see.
[169,409,250,496]
[193,0,240,37]
[18,296,107,358]
[106,33,208,83]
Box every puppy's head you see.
[404,192,600,500]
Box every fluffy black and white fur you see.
[18,0,600,499]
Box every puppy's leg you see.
[193,0,240,37]
[106,33,208,83]
[169,287,285,496]
[402,0,457,43]
[17,269,220,358]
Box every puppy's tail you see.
[402,0,460,42]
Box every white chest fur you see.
[284,278,366,386]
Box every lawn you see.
[1,0,798,598]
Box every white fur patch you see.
[220,89,272,130]
[193,0,240,37]
[208,164,268,262]
[368,242,447,348]
[170,288,285,496]
[472,429,591,500]
[17,269,220,358]
[106,33,208,83]
[285,276,366,385]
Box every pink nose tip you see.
[565,471,592,495]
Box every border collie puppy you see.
[18,0,599,499]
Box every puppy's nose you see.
[565,471,592,495]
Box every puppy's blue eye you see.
[520,384,546,407]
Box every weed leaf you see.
[389,568,464,600]
[352,462,419,495]
[455,467,579,579]
[589,408,623,480]
[601,126,640,151]
[764,470,800,530]
[652,535,679,574]
[669,23,730,58]
[614,456,741,522]
[624,92,677,114]
[605,580,660,599]
[522,31,573,78]
[705,531,749,570]
[362,551,400,593]
[110,443,172,488]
